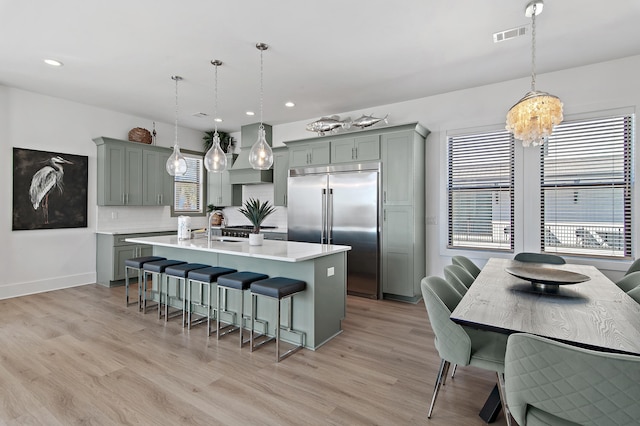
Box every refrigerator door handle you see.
[321,188,327,244]
[328,188,334,245]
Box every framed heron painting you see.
[12,147,88,230]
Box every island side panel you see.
[152,246,346,350]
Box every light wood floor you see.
[0,284,509,425]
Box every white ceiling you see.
[2,0,640,133]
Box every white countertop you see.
[96,228,177,235]
[125,235,350,263]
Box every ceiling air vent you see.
[493,26,527,43]
[192,112,209,118]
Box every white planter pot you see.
[249,233,264,246]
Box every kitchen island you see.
[125,235,351,349]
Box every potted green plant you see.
[238,198,275,245]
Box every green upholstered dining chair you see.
[452,255,481,278]
[615,271,640,293]
[505,333,640,426]
[627,286,640,304]
[442,266,468,296]
[624,258,640,276]
[421,276,511,425]
[514,252,565,265]
[444,264,475,291]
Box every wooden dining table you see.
[450,257,640,422]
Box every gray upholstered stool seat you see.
[164,263,210,325]
[250,277,307,362]
[186,266,237,334]
[216,271,268,346]
[124,256,166,309]
[142,259,186,315]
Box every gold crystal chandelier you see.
[506,0,563,147]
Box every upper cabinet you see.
[272,147,289,207]
[94,137,173,206]
[331,135,380,164]
[142,149,173,206]
[288,141,330,167]
[207,153,241,207]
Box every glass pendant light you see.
[505,0,563,147]
[204,60,227,172]
[249,42,274,170]
[166,75,188,176]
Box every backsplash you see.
[222,183,287,228]
[96,183,287,232]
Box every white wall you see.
[270,55,640,281]
[1,87,202,299]
[3,55,639,299]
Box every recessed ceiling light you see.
[214,117,223,123]
[285,101,295,108]
[43,58,63,67]
[246,111,255,116]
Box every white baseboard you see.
[0,273,96,300]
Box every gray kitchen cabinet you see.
[381,131,414,205]
[381,127,427,301]
[272,147,289,206]
[143,149,173,206]
[207,153,241,207]
[94,137,173,206]
[96,231,174,287]
[95,139,143,205]
[330,134,380,164]
[284,123,429,302]
[288,141,330,167]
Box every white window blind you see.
[174,155,203,213]
[448,130,514,250]
[540,114,634,258]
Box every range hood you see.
[229,122,273,184]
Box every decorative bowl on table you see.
[505,266,590,293]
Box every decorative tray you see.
[505,266,590,292]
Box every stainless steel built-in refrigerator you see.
[287,163,380,298]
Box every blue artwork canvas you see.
[12,147,88,230]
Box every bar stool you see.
[124,255,166,309]
[163,263,210,325]
[142,259,186,315]
[216,271,268,347]
[250,277,306,362]
[185,266,237,334]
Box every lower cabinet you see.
[96,231,174,287]
[382,206,423,301]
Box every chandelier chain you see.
[530,3,537,92]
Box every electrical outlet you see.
[427,216,437,225]
[327,267,335,277]
[111,211,118,219]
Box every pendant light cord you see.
[214,63,219,135]
[174,76,180,145]
[530,3,537,92]
[259,46,264,130]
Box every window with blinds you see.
[540,114,634,258]
[448,130,515,250]
[173,154,204,214]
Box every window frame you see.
[170,149,207,217]
[446,128,515,252]
[539,113,634,259]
